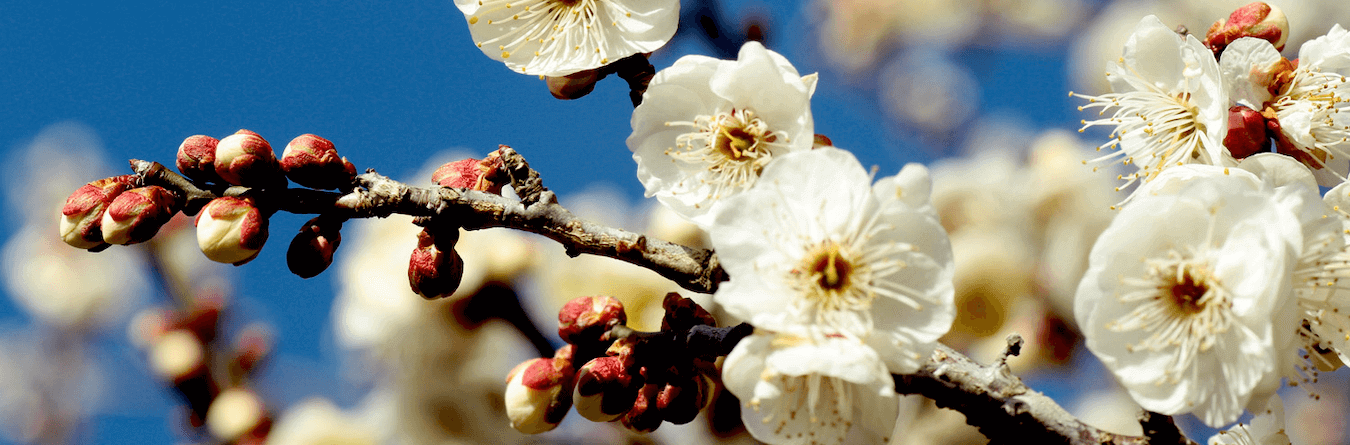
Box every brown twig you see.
[893,336,1198,445]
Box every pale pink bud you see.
[432,151,505,194]
[177,135,221,183]
[195,196,268,265]
[1205,2,1289,54]
[407,229,464,299]
[1225,105,1270,159]
[280,134,356,190]
[573,356,642,422]
[286,216,342,279]
[214,130,284,187]
[504,348,576,434]
[59,175,136,249]
[101,186,178,245]
[558,295,627,345]
[621,382,663,432]
[232,324,272,374]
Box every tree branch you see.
[893,336,1197,445]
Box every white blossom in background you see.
[1074,164,1307,427]
[453,0,679,76]
[265,397,383,445]
[1208,395,1290,445]
[629,41,818,227]
[1073,15,1232,190]
[1220,27,1350,186]
[711,147,953,444]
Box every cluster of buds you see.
[130,294,275,438]
[504,294,725,435]
[60,175,182,251]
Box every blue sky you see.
[0,1,1083,442]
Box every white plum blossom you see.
[722,330,899,445]
[629,41,818,227]
[1219,26,1350,186]
[712,147,954,370]
[453,0,679,76]
[1074,163,1305,427]
[1208,395,1291,445]
[1073,15,1232,190]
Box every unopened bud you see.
[177,135,222,183]
[658,375,709,425]
[621,382,663,433]
[573,356,642,422]
[286,216,343,278]
[1225,105,1270,159]
[233,324,272,374]
[504,350,576,434]
[101,186,178,245]
[1205,2,1289,54]
[432,152,506,194]
[813,134,834,149]
[215,130,284,187]
[558,295,627,345]
[149,329,206,382]
[205,387,268,441]
[59,175,136,249]
[547,69,602,100]
[280,134,357,190]
[660,292,716,332]
[195,196,268,265]
[408,229,465,299]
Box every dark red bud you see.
[547,69,602,100]
[558,295,627,345]
[1224,106,1270,159]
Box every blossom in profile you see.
[629,41,818,227]
[453,0,679,76]
[1074,164,1306,427]
[1073,15,1232,190]
[722,330,899,444]
[1220,26,1350,186]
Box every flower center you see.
[746,371,852,441]
[809,242,854,291]
[665,108,791,201]
[1106,248,1234,383]
[468,0,626,69]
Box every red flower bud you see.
[558,295,627,345]
[177,135,222,183]
[408,229,465,299]
[1205,2,1289,55]
[657,375,709,425]
[621,382,663,432]
[280,134,357,190]
[432,151,505,194]
[214,130,284,187]
[59,175,136,249]
[573,356,642,422]
[101,186,179,245]
[504,347,577,434]
[286,216,343,279]
[195,196,269,265]
[1224,105,1270,159]
[660,292,716,332]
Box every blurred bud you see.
[101,186,178,245]
[181,295,224,344]
[558,295,627,345]
[128,307,174,349]
[432,151,505,193]
[408,229,465,299]
[195,196,268,265]
[504,348,576,434]
[280,134,357,190]
[177,135,222,183]
[573,356,642,422]
[149,329,206,382]
[1205,2,1289,54]
[621,382,663,432]
[233,324,273,374]
[660,292,716,332]
[1225,106,1270,159]
[59,175,136,249]
[286,216,343,278]
[215,130,284,187]
[658,376,708,425]
[206,387,268,441]
[547,69,602,100]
